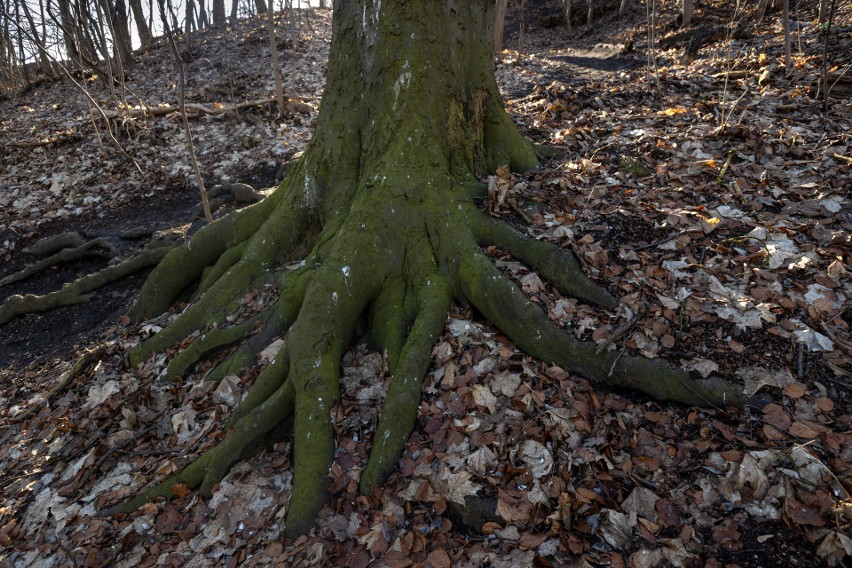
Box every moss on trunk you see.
[109,0,746,537]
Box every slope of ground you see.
[1,2,850,567]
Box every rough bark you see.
[108,0,746,537]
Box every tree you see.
[213,0,225,27]
[493,0,508,54]
[128,0,154,47]
[109,0,745,537]
[681,0,693,27]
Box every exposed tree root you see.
[193,183,267,219]
[0,236,117,287]
[0,243,175,325]
[103,0,747,538]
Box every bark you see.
[493,0,508,54]
[681,0,693,27]
[108,0,746,537]
[213,0,225,27]
[783,0,791,71]
[267,3,284,113]
[112,0,135,66]
[128,0,153,46]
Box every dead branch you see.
[96,96,316,121]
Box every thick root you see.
[472,211,618,310]
[0,246,174,326]
[360,274,452,494]
[0,236,117,287]
[161,310,269,382]
[455,247,746,407]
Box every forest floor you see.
[1,1,851,567]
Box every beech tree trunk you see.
[109,0,746,537]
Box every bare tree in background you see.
[563,0,571,29]
[267,0,283,114]
[681,0,693,26]
[493,0,508,55]
[782,0,791,71]
[213,0,225,27]
[128,0,154,46]
[19,0,50,72]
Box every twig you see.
[797,342,805,379]
[633,229,688,251]
[506,197,533,224]
[820,321,852,358]
[607,347,626,377]
[96,96,315,120]
[822,0,839,112]
[13,346,106,422]
[156,0,213,224]
[597,305,643,355]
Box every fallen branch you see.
[596,304,643,354]
[97,96,316,120]
[13,346,106,422]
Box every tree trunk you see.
[112,0,135,66]
[128,0,153,46]
[493,0,508,54]
[255,0,267,15]
[109,0,746,537]
[681,0,693,27]
[197,0,208,29]
[783,0,791,71]
[267,0,283,113]
[213,0,225,26]
[57,0,81,61]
